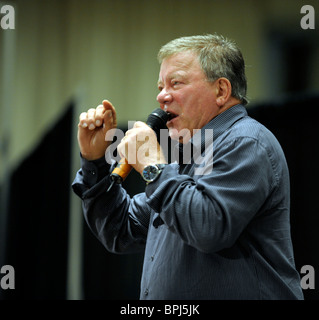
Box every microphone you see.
[107,108,169,192]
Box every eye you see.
[172,81,181,87]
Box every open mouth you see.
[167,112,178,122]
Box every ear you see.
[215,78,232,107]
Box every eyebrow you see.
[157,71,187,87]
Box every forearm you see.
[145,139,274,253]
[72,155,149,254]
[145,165,232,253]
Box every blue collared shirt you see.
[72,104,304,300]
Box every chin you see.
[168,127,192,144]
[168,128,178,140]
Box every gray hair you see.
[157,34,248,105]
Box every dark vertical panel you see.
[248,93,319,300]
[2,104,73,299]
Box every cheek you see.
[176,87,213,128]
[177,112,199,134]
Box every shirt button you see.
[90,170,96,175]
[150,256,154,261]
[144,289,149,296]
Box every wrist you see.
[141,163,167,185]
[80,148,108,161]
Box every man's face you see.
[157,51,219,143]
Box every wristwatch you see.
[142,164,167,184]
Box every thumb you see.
[101,100,117,139]
[102,100,117,127]
[133,121,148,129]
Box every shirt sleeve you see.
[72,154,150,254]
[145,136,277,253]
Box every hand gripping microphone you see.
[107,108,169,192]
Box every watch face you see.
[143,165,159,182]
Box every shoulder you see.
[217,115,288,185]
[221,115,283,153]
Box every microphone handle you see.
[111,158,133,183]
[107,159,131,192]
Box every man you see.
[72,34,304,299]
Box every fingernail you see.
[82,122,88,128]
[95,120,101,126]
[89,124,95,130]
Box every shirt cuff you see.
[80,153,112,187]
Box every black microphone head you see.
[146,108,169,134]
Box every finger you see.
[117,139,127,160]
[87,108,97,130]
[124,128,132,137]
[123,128,138,142]
[79,112,88,128]
[94,104,105,127]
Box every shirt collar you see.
[198,103,247,142]
[175,104,247,156]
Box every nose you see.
[157,89,173,105]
